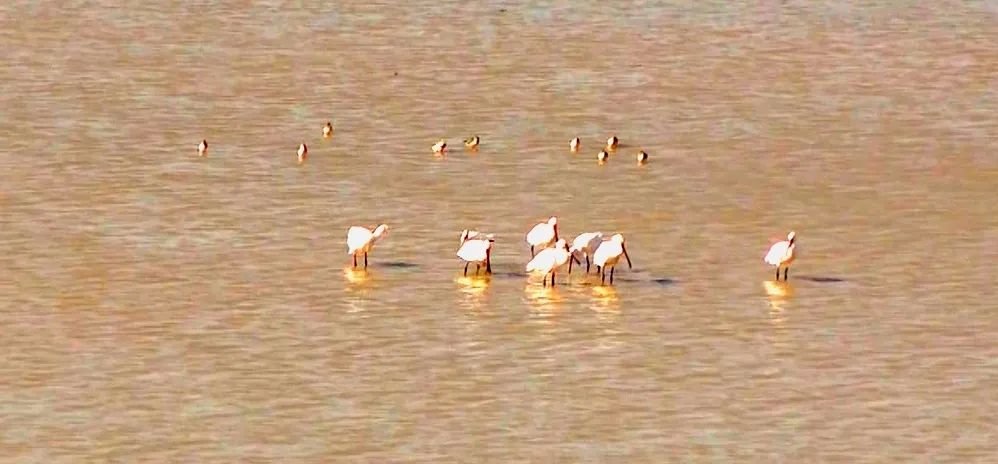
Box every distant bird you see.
[637,151,648,164]
[432,139,447,155]
[526,239,572,287]
[597,150,609,164]
[568,231,603,274]
[570,137,581,152]
[297,143,308,163]
[606,135,619,151]
[764,231,797,281]
[593,234,632,285]
[323,122,333,138]
[457,232,494,276]
[197,139,208,157]
[347,224,389,268]
[525,216,559,257]
[464,135,480,150]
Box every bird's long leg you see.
[486,256,492,274]
[601,267,606,285]
[586,255,591,273]
[543,274,548,288]
[551,271,556,287]
[784,267,789,280]
[610,266,615,284]
[364,252,368,269]
[530,245,535,257]
[464,263,469,276]
[475,264,481,275]
[353,254,357,268]
[776,268,781,281]
[568,256,573,274]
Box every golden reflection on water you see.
[523,284,564,320]
[589,285,621,321]
[344,268,371,286]
[455,276,490,311]
[762,280,794,327]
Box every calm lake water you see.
[1,1,996,461]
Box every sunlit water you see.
[0,1,996,461]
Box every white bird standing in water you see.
[347,224,389,268]
[526,239,572,287]
[323,122,333,138]
[297,143,308,164]
[637,151,648,164]
[457,231,494,276]
[764,231,797,281]
[197,139,208,157]
[592,234,632,285]
[606,135,619,151]
[570,137,581,152]
[568,231,603,274]
[525,216,559,257]
[597,150,609,164]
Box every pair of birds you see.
[196,122,334,163]
[433,136,480,155]
[523,217,633,287]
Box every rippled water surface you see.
[1,1,996,461]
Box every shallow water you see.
[1,1,996,461]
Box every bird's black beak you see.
[622,244,632,269]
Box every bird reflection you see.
[590,285,621,324]
[763,280,794,324]
[524,284,563,318]
[344,268,371,286]
[456,276,490,311]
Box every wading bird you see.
[526,239,573,287]
[525,216,559,257]
[593,234,632,285]
[764,231,797,281]
[568,231,603,274]
[347,224,389,269]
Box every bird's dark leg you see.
[610,266,615,284]
[530,245,535,257]
[475,264,481,275]
[586,255,591,273]
[542,274,548,287]
[784,267,789,280]
[486,256,492,274]
[601,267,606,285]
[353,254,357,268]
[464,263,469,276]
[364,252,368,269]
[551,271,556,287]
[776,268,781,281]
[568,256,573,274]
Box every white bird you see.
[592,234,633,285]
[297,143,308,163]
[346,224,389,268]
[764,231,797,281]
[606,135,619,151]
[597,150,609,164]
[197,139,208,157]
[323,122,333,138]
[570,137,581,152]
[526,239,572,287]
[525,216,559,257]
[637,151,648,164]
[432,139,447,154]
[568,231,603,274]
[464,135,480,150]
[457,233,494,276]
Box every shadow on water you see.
[378,261,419,269]
[796,275,847,283]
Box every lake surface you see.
[1,1,996,461]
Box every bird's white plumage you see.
[197,139,207,156]
[764,231,797,267]
[593,234,629,268]
[297,143,308,162]
[606,135,619,150]
[570,137,581,151]
[347,224,388,255]
[432,140,447,154]
[570,231,603,259]
[526,239,571,274]
[457,238,492,264]
[525,216,558,249]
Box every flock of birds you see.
[195,122,799,287]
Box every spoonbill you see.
[570,137,581,152]
[764,231,797,281]
[457,233,494,276]
[593,234,632,285]
[464,136,480,150]
[597,150,609,164]
[637,151,648,164]
[606,135,619,151]
[197,139,208,157]
[525,216,559,257]
[526,239,572,287]
[297,143,308,164]
[347,224,389,268]
[323,122,333,138]
[568,231,603,274]
[432,139,447,155]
